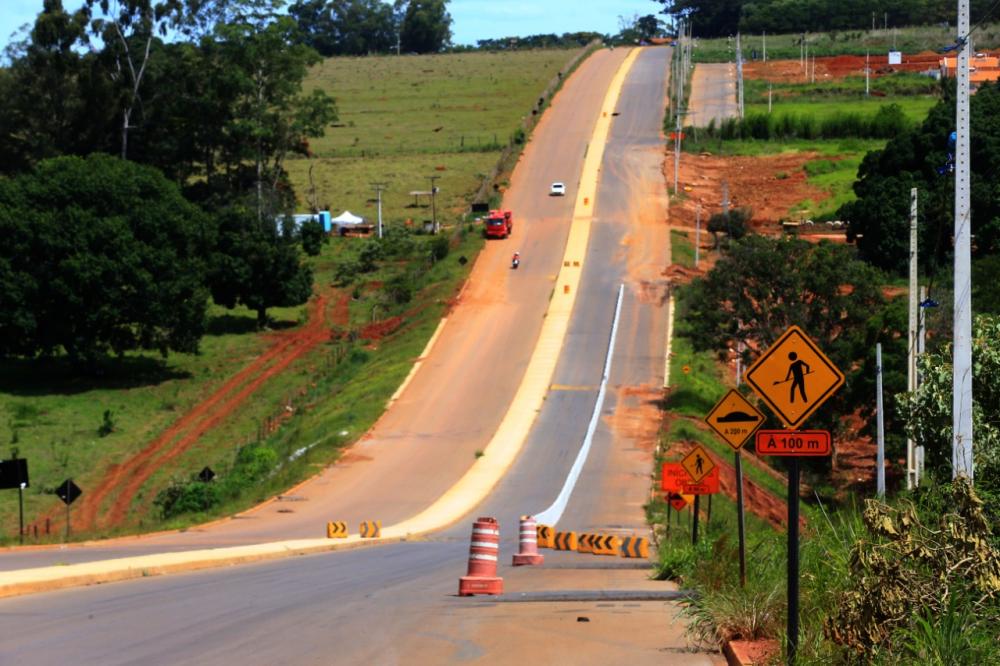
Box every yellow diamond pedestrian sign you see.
[705,389,765,450]
[681,444,715,483]
[744,325,844,429]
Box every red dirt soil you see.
[744,52,949,83]
[667,151,833,232]
[67,290,342,533]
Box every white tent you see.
[332,210,364,224]
[330,210,368,235]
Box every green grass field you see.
[691,24,1000,63]
[0,48,585,542]
[288,49,577,217]
[744,96,937,124]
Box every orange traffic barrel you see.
[458,516,504,596]
[512,515,544,566]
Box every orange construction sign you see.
[744,326,844,429]
[704,389,765,450]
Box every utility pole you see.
[673,113,683,195]
[762,31,766,62]
[736,32,744,118]
[876,343,885,497]
[768,83,773,113]
[371,182,387,239]
[954,0,974,480]
[695,204,701,268]
[865,50,870,96]
[428,175,440,234]
[907,187,918,489]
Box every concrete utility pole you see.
[763,31,767,62]
[736,32,744,118]
[428,175,440,234]
[371,182,387,239]
[673,113,683,195]
[954,0,974,480]
[865,50,870,96]
[876,343,885,497]
[695,204,701,268]
[952,0,973,483]
[907,187,918,489]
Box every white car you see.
[549,182,566,196]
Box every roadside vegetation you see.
[653,232,1000,664]
[658,27,1000,661]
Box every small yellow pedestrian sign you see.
[681,444,715,483]
[705,389,765,450]
[744,325,845,429]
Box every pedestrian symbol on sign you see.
[778,352,811,403]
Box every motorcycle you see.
[511,253,520,270]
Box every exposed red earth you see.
[64,290,340,533]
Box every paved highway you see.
[0,47,723,664]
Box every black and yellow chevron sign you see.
[577,533,594,554]
[536,524,554,549]
[326,521,348,538]
[359,520,381,538]
[619,536,650,559]
[553,531,578,551]
[591,534,621,556]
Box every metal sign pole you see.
[736,450,747,587]
[692,495,700,545]
[787,458,800,664]
[18,483,24,545]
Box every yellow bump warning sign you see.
[744,325,845,430]
[704,389,765,450]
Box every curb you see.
[0,536,404,599]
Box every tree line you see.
[289,0,452,56]
[654,0,999,37]
[0,0,346,367]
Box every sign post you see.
[56,479,83,541]
[745,326,843,665]
[704,389,764,587]
[0,457,29,543]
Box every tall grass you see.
[703,103,910,140]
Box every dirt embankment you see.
[63,290,345,534]
[666,150,832,231]
[744,52,949,83]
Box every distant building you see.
[940,54,1000,87]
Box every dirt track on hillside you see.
[69,291,341,533]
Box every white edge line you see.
[534,283,626,526]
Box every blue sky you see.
[2,1,664,50]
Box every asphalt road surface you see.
[0,47,720,665]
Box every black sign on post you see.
[0,458,29,489]
[198,467,216,483]
[56,479,82,505]
[57,478,82,541]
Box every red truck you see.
[484,209,513,239]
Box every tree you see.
[685,236,891,429]
[214,15,337,220]
[897,314,1000,505]
[399,0,451,53]
[0,154,214,363]
[636,14,664,40]
[706,206,751,247]
[0,1,116,173]
[209,208,314,327]
[840,81,1000,277]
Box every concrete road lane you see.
[686,63,738,128]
